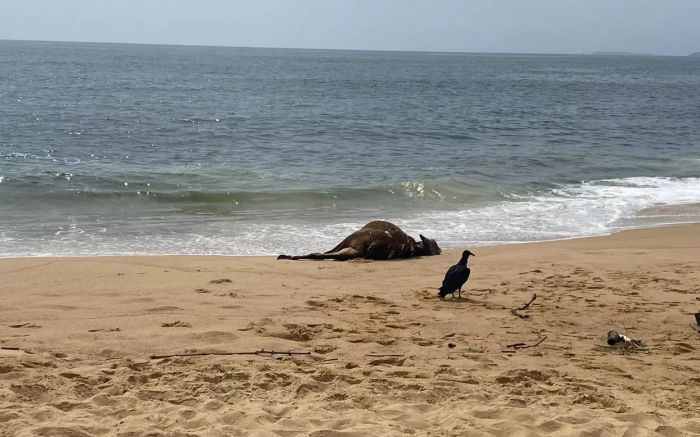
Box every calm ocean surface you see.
[1,40,699,256]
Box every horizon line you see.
[0,37,685,58]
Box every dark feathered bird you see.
[438,250,475,300]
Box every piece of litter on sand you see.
[607,330,648,352]
[607,330,630,345]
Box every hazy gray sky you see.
[1,0,699,55]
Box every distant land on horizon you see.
[589,51,656,56]
[690,52,700,57]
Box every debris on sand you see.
[607,330,648,352]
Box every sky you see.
[1,0,699,55]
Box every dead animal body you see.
[277,220,441,261]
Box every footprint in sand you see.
[369,313,387,321]
[10,383,47,400]
[238,317,273,332]
[146,306,183,313]
[271,324,320,341]
[519,269,543,275]
[9,323,41,329]
[367,356,405,366]
[36,304,79,310]
[313,345,338,354]
[161,321,191,328]
[188,330,237,342]
[123,297,154,304]
[536,420,565,433]
[348,294,391,305]
[305,299,328,309]
[375,337,396,346]
[244,319,334,342]
[411,337,435,347]
[672,342,696,355]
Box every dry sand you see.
[1,224,700,436]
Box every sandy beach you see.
[1,224,699,436]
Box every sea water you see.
[1,40,699,256]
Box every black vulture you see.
[438,250,475,300]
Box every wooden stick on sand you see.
[150,349,312,359]
[502,336,548,353]
[511,294,537,319]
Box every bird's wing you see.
[441,264,460,286]
[458,267,471,287]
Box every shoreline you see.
[1,223,699,435]
[3,217,700,260]
[4,179,700,259]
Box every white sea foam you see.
[2,177,700,257]
[230,176,700,255]
[402,176,700,248]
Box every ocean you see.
[1,40,699,257]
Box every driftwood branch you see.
[511,294,537,319]
[517,294,537,310]
[502,336,547,352]
[150,349,311,360]
[365,353,405,358]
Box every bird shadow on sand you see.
[438,297,502,311]
[439,297,472,304]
